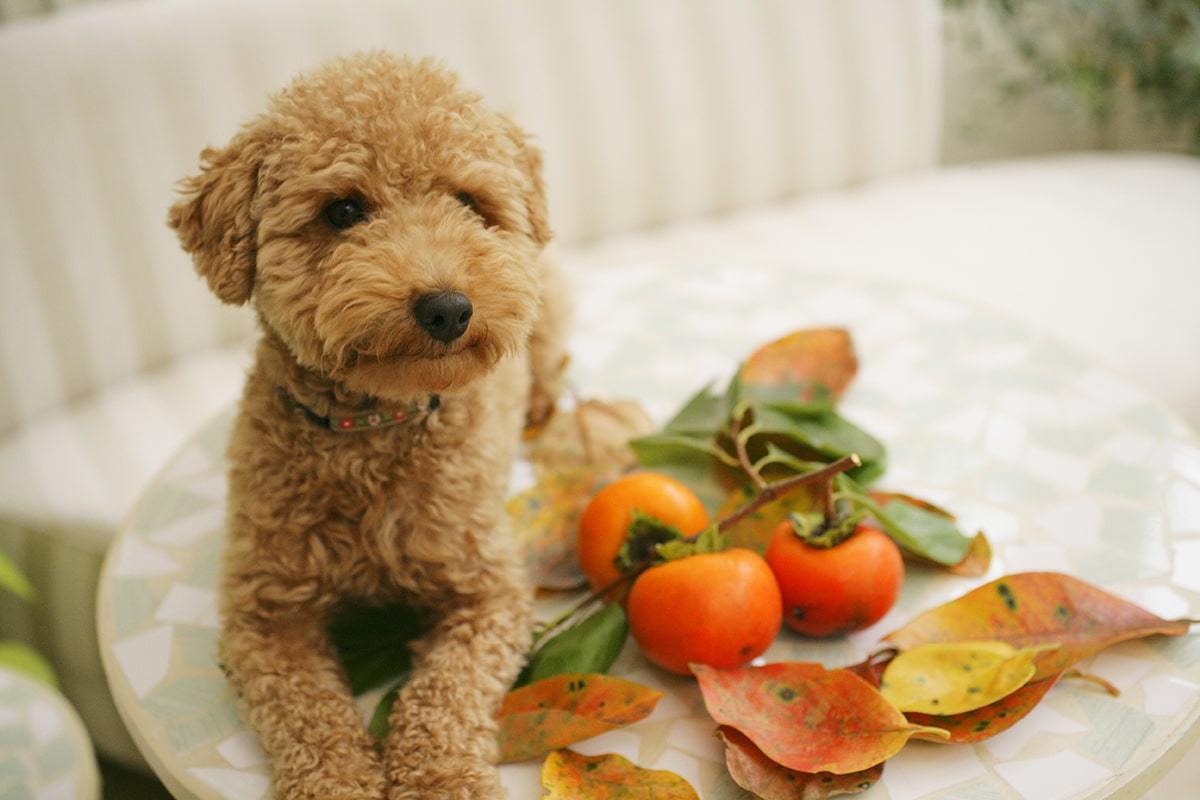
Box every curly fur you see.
[169,53,568,799]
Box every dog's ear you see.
[168,130,265,305]
[504,118,552,248]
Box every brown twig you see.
[730,411,767,490]
[717,454,862,533]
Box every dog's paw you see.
[388,763,503,800]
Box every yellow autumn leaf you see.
[880,640,1061,715]
[541,750,699,799]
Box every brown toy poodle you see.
[169,52,569,800]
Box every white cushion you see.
[0,344,252,535]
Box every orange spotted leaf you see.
[692,662,947,774]
[905,672,1064,743]
[497,674,662,763]
[884,572,1196,681]
[506,468,602,590]
[719,726,883,799]
[541,750,699,799]
[742,328,858,399]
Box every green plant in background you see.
[947,0,1200,151]
[0,549,56,686]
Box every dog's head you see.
[169,53,549,398]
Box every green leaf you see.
[755,407,886,469]
[516,604,629,688]
[744,381,836,415]
[663,384,727,436]
[0,550,34,602]
[628,433,742,513]
[368,683,401,740]
[328,602,426,695]
[869,498,974,566]
[0,641,56,688]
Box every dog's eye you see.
[323,198,368,230]
[455,192,483,218]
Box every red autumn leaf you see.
[718,726,883,799]
[692,662,947,774]
[883,572,1196,681]
[497,673,662,763]
[541,750,699,799]
[904,673,1063,744]
[742,328,858,399]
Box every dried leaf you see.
[517,604,629,688]
[541,750,699,799]
[719,726,882,799]
[905,673,1064,743]
[742,328,858,400]
[531,399,653,477]
[884,572,1196,681]
[507,468,603,590]
[498,673,662,763]
[692,662,948,774]
[880,640,1059,715]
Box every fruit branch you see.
[717,454,862,532]
[729,410,767,490]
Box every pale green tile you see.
[1075,692,1156,769]
[0,726,30,749]
[132,486,211,534]
[113,580,161,639]
[1089,463,1160,499]
[176,627,220,671]
[983,466,1056,505]
[0,784,34,800]
[0,755,30,788]
[33,734,73,781]
[1032,424,1110,456]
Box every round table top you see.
[97,267,1200,800]
[0,668,100,800]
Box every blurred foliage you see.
[947,0,1200,151]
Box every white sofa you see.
[0,0,1197,773]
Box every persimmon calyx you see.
[614,510,684,574]
[788,499,864,548]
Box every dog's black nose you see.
[413,291,473,343]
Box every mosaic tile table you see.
[97,269,1200,800]
[0,668,100,800]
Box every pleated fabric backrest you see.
[0,0,941,436]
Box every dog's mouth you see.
[336,327,505,398]
[352,330,488,369]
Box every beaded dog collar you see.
[289,392,441,432]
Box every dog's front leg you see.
[383,573,531,800]
[221,606,388,800]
